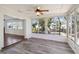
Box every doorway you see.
[4,15,25,47]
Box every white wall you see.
[31,33,67,42]
[5,29,24,36]
[24,18,32,39]
[0,15,4,49]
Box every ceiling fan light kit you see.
[36,12,41,16]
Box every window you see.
[68,16,75,40]
[77,17,79,38]
[68,16,72,38]
[32,16,67,35]
[76,16,79,44]
[17,22,23,30]
[47,17,60,35]
[47,16,67,36]
[59,16,67,36]
[72,17,75,40]
[7,21,23,30]
[39,19,45,33]
[32,18,45,34]
[32,19,39,33]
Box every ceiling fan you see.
[35,7,49,16]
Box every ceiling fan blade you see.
[39,10,49,12]
[35,9,49,12]
[35,7,49,16]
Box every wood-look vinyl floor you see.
[4,34,24,47]
[0,38,74,54]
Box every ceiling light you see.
[36,12,40,16]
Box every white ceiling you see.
[0,4,74,18]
